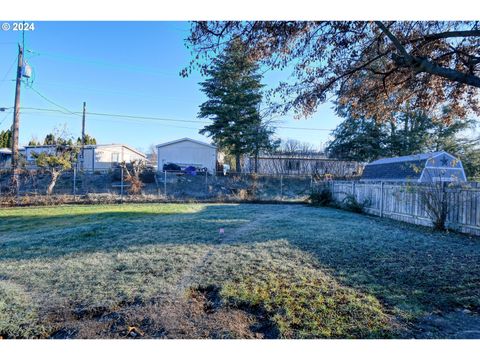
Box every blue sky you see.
[0,21,342,153]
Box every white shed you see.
[156,138,217,173]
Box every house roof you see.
[156,137,216,149]
[361,151,457,181]
[24,144,146,158]
[250,155,352,162]
[93,144,146,158]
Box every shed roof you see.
[156,137,216,149]
[361,151,457,181]
[368,151,446,165]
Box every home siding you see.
[82,146,145,171]
[92,145,145,170]
[157,140,217,173]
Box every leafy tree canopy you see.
[186,21,480,123]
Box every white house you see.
[24,144,146,172]
[81,144,146,171]
[24,145,58,163]
[156,138,217,173]
[243,154,363,177]
[0,148,12,168]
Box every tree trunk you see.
[47,170,60,195]
[235,154,241,174]
[254,151,258,173]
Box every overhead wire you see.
[24,84,80,116]
[0,56,18,90]
[21,107,334,131]
[0,110,13,127]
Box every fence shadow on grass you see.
[1,203,480,319]
[0,204,265,261]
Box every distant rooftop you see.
[369,151,447,165]
[156,138,216,149]
[24,144,146,158]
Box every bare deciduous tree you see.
[148,144,158,164]
[120,160,146,195]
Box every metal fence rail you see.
[0,169,315,202]
[2,168,480,236]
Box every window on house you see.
[111,152,120,163]
[286,160,300,171]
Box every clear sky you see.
[0,21,343,153]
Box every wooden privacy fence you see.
[326,180,480,236]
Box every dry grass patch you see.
[1,203,479,338]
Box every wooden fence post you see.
[380,181,384,217]
[73,167,77,199]
[120,166,124,202]
[164,170,167,197]
[280,174,283,199]
[205,170,208,193]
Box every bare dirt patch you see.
[45,286,278,339]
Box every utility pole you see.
[81,101,86,170]
[11,44,23,173]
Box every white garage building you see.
[156,138,217,173]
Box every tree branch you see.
[410,30,480,43]
[376,21,480,88]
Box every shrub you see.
[341,194,371,213]
[309,188,333,206]
[140,167,156,183]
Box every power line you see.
[276,125,333,131]
[24,84,80,116]
[19,109,201,131]
[0,110,13,127]
[0,56,18,91]
[84,111,206,124]
[31,49,177,78]
[21,107,334,131]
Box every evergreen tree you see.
[0,130,12,148]
[327,105,480,177]
[198,39,274,172]
[326,106,385,162]
[76,134,97,145]
[43,133,56,145]
[28,137,41,146]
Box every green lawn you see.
[0,203,479,339]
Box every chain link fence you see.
[0,168,319,205]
